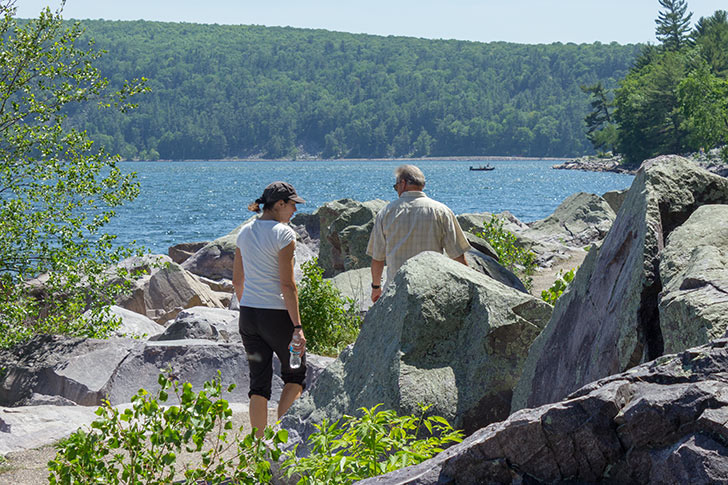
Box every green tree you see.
[615,50,690,165]
[656,0,693,52]
[0,2,146,349]
[581,82,618,153]
[678,60,728,158]
[692,10,728,76]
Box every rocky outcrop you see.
[659,205,728,354]
[0,333,333,408]
[116,255,226,324]
[358,338,728,485]
[602,188,628,214]
[85,305,163,339]
[281,252,552,450]
[168,241,208,264]
[552,154,635,174]
[525,192,616,247]
[156,306,240,343]
[513,155,728,412]
[329,267,380,312]
[316,199,387,277]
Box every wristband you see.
[371,283,381,289]
[293,325,302,329]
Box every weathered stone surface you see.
[329,267,381,313]
[114,254,226,324]
[0,405,100,455]
[602,188,628,214]
[0,336,138,407]
[281,251,552,451]
[464,248,527,293]
[513,156,728,412]
[156,306,240,343]
[463,231,498,260]
[659,204,728,354]
[168,241,208,264]
[526,192,616,247]
[358,339,728,485]
[102,305,163,339]
[316,199,387,277]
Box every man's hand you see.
[371,287,383,303]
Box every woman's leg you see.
[277,383,303,419]
[250,394,269,438]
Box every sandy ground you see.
[529,249,587,298]
[0,407,278,484]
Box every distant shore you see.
[124,155,569,163]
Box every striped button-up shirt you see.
[366,191,471,284]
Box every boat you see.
[469,164,495,171]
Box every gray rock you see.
[329,267,383,313]
[659,204,728,354]
[0,405,99,455]
[316,199,387,277]
[358,339,728,485]
[602,188,629,214]
[168,241,208,264]
[281,251,552,451]
[156,306,240,343]
[463,231,498,260]
[526,192,616,247]
[0,335,138,406]
[464,248,528,293]
[101,305,163,339]
[512,155,728,412]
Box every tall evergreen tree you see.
[655,0,693,51]
[581,82,617,153]
[691,10,728,77]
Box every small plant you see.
[298,259,362,356]
[475,216,537,290]
[283,403,463,484]
[541,268,577,305]
[47,371,287,484]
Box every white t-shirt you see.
[236,219,296,309]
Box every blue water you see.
[106,159,634,254]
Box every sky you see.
[14,0,728,45]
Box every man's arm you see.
[453,253,468,266]
[370,258,385,302]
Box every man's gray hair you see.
[394,164,425,188]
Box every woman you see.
[232,181,307,437]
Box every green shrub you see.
[541,268,577,305]
[474,216,537,290]
[298,259,362,356]
[47,371,287,484]
[282,403,463,484]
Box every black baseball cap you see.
[260,181,305,204]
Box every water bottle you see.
[289,334,302,369]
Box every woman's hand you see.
[292,327,306,353]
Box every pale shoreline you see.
[122,155,571,163]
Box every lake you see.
[107,159,634,254]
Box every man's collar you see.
[399,190,427,199]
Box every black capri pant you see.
[239,306,307,400]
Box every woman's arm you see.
[232,247,244,303]
[278,241,306,350]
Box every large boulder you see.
[360,338,728,485]
[168,241,208,264]
[0,334,334,408]
[602,188,629,214]
[329,267,381,313]
[513,155,728,412]
[155,306,240,343]
[525,192,616,247]
[658,204,728,354]
[83,305,163,339]
[281,251,552,450]
[316,199,387,277]
[117,255,226,324]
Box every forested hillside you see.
[66,20,641,159]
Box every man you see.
[366,164,471,302]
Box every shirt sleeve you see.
[277,225,296,250]
[366,210,387,261]
[441,209,472,258]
